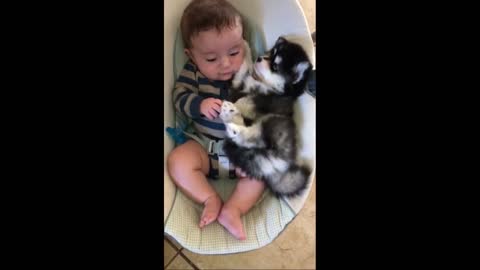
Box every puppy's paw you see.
[225,122,242,139]
[220,101,240,123]
[243,40,253,65]
[232,61,250,87]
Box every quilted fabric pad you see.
[164,177,297,255]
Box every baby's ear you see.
[184,49,192,58]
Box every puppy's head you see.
[252,37,312,97]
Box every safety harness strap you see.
[182,131,233,178]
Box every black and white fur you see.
[219,37,312,197]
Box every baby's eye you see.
[206,58,217,62]
[229,51,239,56]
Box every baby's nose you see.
[221,56,231,66]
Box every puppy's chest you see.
[244,118,254,126]
[252,95,295,117]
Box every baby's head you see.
[181,0,246,81]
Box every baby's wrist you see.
[190,96,205,118]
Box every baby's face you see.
[186,19,245,81]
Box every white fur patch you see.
[232,61,249,88]
[232,41,253,88]
[254,62,285,93]
[220,101,244,125]
[275,170,305,193]
[243,76,259,93]
[293,62,310,84]
[244,72,272,95]
[268,156,289,173]
[255,155,288,176]
[234,96,256,119]
[255,156,276,175]
[227,123,263,148]
[274,56,282,65]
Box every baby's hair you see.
[180,0,245,49]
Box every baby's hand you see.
[200,98,222,120]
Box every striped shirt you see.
[173,60,230,139]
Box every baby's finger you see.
[209,108,219,119]
[205,111,214,120]
[213,99,223,107]
[212,103,221,113]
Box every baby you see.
[167,0,265,240]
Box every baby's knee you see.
[167,142,207,177]
[167,147,186,177]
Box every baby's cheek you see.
[233,55,245,71]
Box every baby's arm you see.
[175,87,221,120]
[173,65,204,119]
[174,63,222,120]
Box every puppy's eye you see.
[271,63,278,71]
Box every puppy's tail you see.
[269,164,311,197]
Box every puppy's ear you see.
[275,36,287,46]
[293,61,312,84]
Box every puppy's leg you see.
[225,122,265,148]
[242,40,253,71]
[232,41,253,88]
[220,101,244,126]
[232,62,248,89]
[240,76,272,95]
[234,96,256,120]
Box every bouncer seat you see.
[164,0,316,254]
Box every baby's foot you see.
[220,101,241,123]
[218,205,246,240]
[199,194,222,229]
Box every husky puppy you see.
[219,37,313,197]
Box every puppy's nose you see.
[256,57,262,62]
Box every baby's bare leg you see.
[167,140,222,228]
[218,177,266,240]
